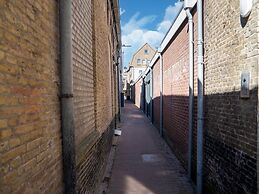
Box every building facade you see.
[132,1,258,193]
[0,0,121,194]
[123,43,156,99]
[128,43,156,83]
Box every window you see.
[139,70,143,74]
[147,60,151,64]
[142,59,146,65]
[144,49,148,54]
[137,59,141,64]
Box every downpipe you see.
[197,0,204,193]
[116,61,121,122]
[185,8,194,181]
[60,1,76,194]
[159,50,163,137]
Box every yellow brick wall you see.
[73,0,120,193]
[0,0,121,193]
[0,1,63,193]
[94,0,117,134]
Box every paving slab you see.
[108,102,193,194]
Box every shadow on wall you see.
[133,87,257,194]
[131,84,135,104]
[75,116,118,194]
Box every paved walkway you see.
[108,102,193,194]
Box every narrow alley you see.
[108,102,193,194]
[0,0,258,194]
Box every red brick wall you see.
[146,8,199,178]
[160,9,198,169]
[0,1,63,193]
[162,21,189,166]
[152,59,160,130]
[132,2,257,193]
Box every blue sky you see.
[119,0,183,68]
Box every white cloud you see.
[120,8,126,16]
[122,13,156,34]
[157,20,172,34]
[164,2,183,21]
[157,2,183,33]
[122,1,183,68]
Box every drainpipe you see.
[197,0,204,193]
[185,7,194,181]
[159,50,163,137]
[116,63,121,121]
[60,1,76,194]
[116,52,122,121]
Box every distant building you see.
[123,43,156,99]
[127,43,156,82]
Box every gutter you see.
[60,1,76,193]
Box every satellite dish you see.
[240,0,253,17]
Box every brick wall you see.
[73,0,120,193]
[158,9,198,169]
[134,78,143,109]
[204,0,258,193]
[162,19,189,167]
[94,0,114,134]
[0,1,63,193]
[72,0,95,146]
[133,2,258,193]
[152,59,160,130]
[71,0,98,193]
[0,0,121,193]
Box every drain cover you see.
[142,154,162,163]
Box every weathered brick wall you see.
[72,0,120,193]
[0,0,120,193]
[0,1,63,193]
[71,0,98,193]
[72,0,95,147]
[94,0,114,133]
[160,9,198,169]
[152,59,160,130]
[204,0,258,193]
[162,21,189,167]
